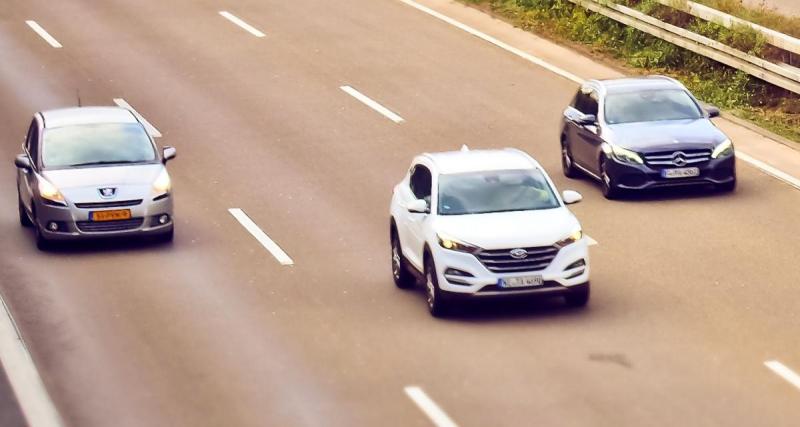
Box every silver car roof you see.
[40,107,138,129]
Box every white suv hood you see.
[434,208,580,250]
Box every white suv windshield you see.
[42,123,156,168]
[438,169,560,215]
[605,89,703,124]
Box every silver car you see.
[14,107,176,250]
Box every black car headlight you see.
[711,138,734,159]
[611,145,644,165]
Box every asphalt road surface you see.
[2,0,800,426]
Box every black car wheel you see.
[600,158,620,200]
[391,230,415,289]
[18,195,32,227]
[34,220,51,251]
[561,144,579,179]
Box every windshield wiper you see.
[68,160,142,167]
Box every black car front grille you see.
[475,246,560,273]
[76,218,144,232]
[75,199,142,209]
[643,149,712,167]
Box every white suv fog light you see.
[158,214,170,225]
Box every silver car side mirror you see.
[163,146,177,163]
[407,199,429,214]
[562,190,583,205]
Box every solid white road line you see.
[765,360,800,391]
[0,294,64,427]
[113,98,163,138]
[736,152,800,191]
[340,86,405,123]
[25,21,62,48]
[397,0,800,192]
[404,386,459,427]
[219,11,266,38]
[228,208,294,266]
[396,0,582,84]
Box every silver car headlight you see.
[38,177,66,206]
[711,138,734,159]
[437,233,479,253]
[152,169,171,196]
[555,229,583,248]
[611,145,644,164]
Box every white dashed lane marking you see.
[404,386,459,427]
[765,360,800,391]
[228,208,294,266]
[219,11,266,38]
[25,21,62,48]
[340,85,405,123]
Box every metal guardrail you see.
[657,0,800,57]
[565,0,800,94]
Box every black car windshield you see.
[42,123,156,168]
[438,169,560,215]
[605,89,703,124]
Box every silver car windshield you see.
[605,89,703,124]
[438,169,560,216]
[42,123,156,168]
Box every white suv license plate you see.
[501,275,544,288]
[662,167,700,179]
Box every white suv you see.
[389,148,590,316]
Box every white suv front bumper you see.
[432,238,590,297]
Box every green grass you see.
[459,0,800,143]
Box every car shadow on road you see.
[35,235,174,255]
[607,184,737,203]
[440,295,589,322]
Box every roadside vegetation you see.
[460,0,800,143]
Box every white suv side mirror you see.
[562,190,583,205]
[407,199,429,213]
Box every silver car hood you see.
[42,164,163,203]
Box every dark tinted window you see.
[409,165,432,201]
[42,123,156,169]
[574,91,598,116]
[605,89,703,124]
[26,119,39,166]
[438,169,560,216]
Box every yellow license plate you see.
[90,209,132,222]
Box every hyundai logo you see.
[672,152,688,167]
[98,187,117,198]
[509,248,528,259]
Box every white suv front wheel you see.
[425,256,450,317]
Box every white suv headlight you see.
[438,233,479,253]
[711,138,734,159]
[38,178,66,206]
[555,229,583,248]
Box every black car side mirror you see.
[706,106,721,118]
[578,114,597,125]
[163,146,177,163]
[14,154,31,171]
